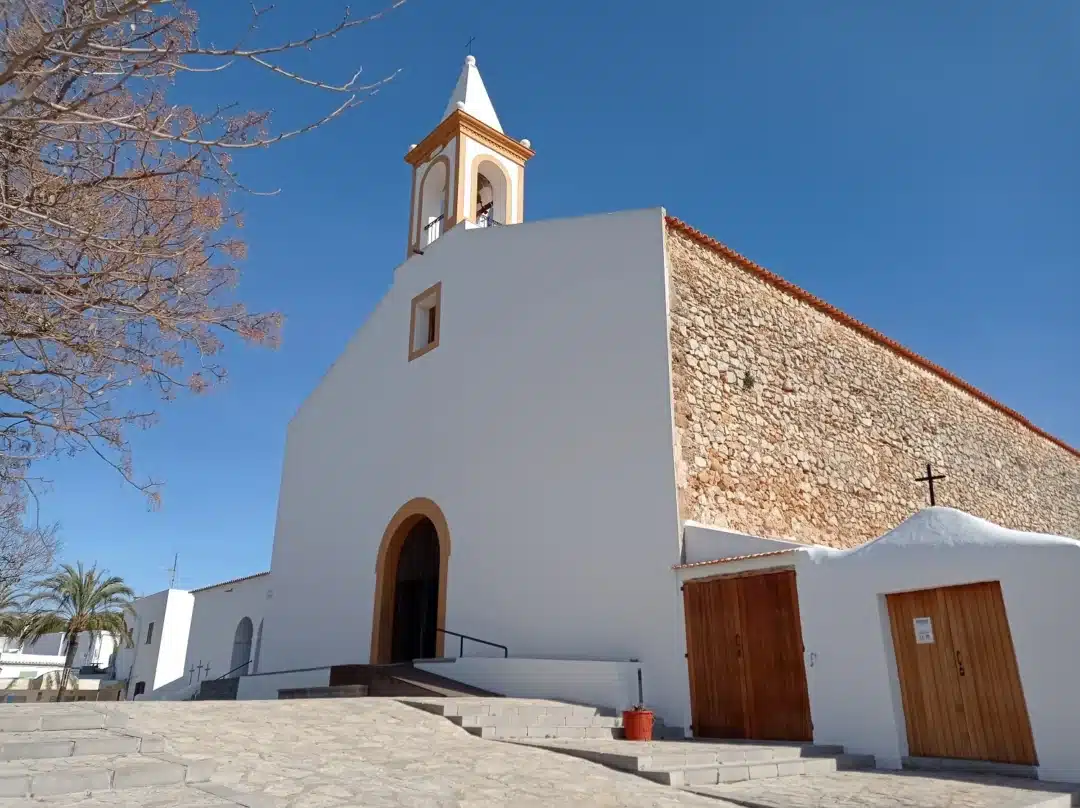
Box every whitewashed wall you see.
[114,589,194,698]
[682,522,807,564]
[415,658,641,712]
[260,208,690,723]
[235,667,331,701]
[6,632,116,668]
[677,508,1080,783]
[185,574,270,684]
[154,588,194,691]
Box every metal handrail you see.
[215,659,251,680]
[423,214,445,232]
[435,628,508,658]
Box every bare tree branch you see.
[0,0,404,511]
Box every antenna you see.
[167,553,179,588]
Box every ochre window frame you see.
[408,282,442,361]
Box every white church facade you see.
[141,57,1080,782]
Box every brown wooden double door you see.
[683,570,812,741]
[886,581,1037,765]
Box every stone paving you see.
[57,700,724,807]
[0,700,1077,807]
[694,769,1080,807]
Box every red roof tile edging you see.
[672,549,799,570]
[191,571,270,594]
[665,215,1079,460]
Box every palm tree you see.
[20,563,135,702]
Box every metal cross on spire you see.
[466,35,476,55]
[915,463,946,506]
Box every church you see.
[149,57,1080,780]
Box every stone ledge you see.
[278,685,369,700]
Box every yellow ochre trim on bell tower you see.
[405,109,534,169]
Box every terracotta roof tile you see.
[672,549,800,570]
[665,215,1079,460]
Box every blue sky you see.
[37,1,1079,595]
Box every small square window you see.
[408,282,442,361]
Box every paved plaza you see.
[0,700,1077,807]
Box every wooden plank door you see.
[887,587,971,759]
[737,570,813,741]
[943,582,1037,765]
[683,577,747,738]
[887,582,1037,765]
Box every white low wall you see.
[235,667,332,701]
[415,658,641,712]
[682,522,807,565]
[144,678,199,701]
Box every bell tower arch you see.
[404,56,535,257]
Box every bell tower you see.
[405,56,535,256]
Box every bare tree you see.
[0,500,59,594]
[0,0,403,509]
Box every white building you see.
[113,572,271,700]
[151,55,1080,782]
[0,630,116,689]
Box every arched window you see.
[230,617,254,678]
[417,159,449,248]
[473,159,509,227]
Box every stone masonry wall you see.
[666,226,1080,548]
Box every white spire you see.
[442,55,503,133]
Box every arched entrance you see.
[229,617,253,677]
[371,498,451,664]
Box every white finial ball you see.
[456,100,466,110]
[520,138,531,148]
[465,55,476,66]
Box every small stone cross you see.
[915,463,946,506]
[188,665,195,683]
[195,662,204,681]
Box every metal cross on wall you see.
[915,463,946,506]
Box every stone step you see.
[401,698,612,720]
[0,711,129,733]
[447,713,621,729]
[0,729,166,761]
[0,752,215,798]
[640,752,876,786]
[464,724,623,740]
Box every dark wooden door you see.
[683,569,812,741]
[887,581,1036,765]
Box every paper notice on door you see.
[913,617,934,644]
